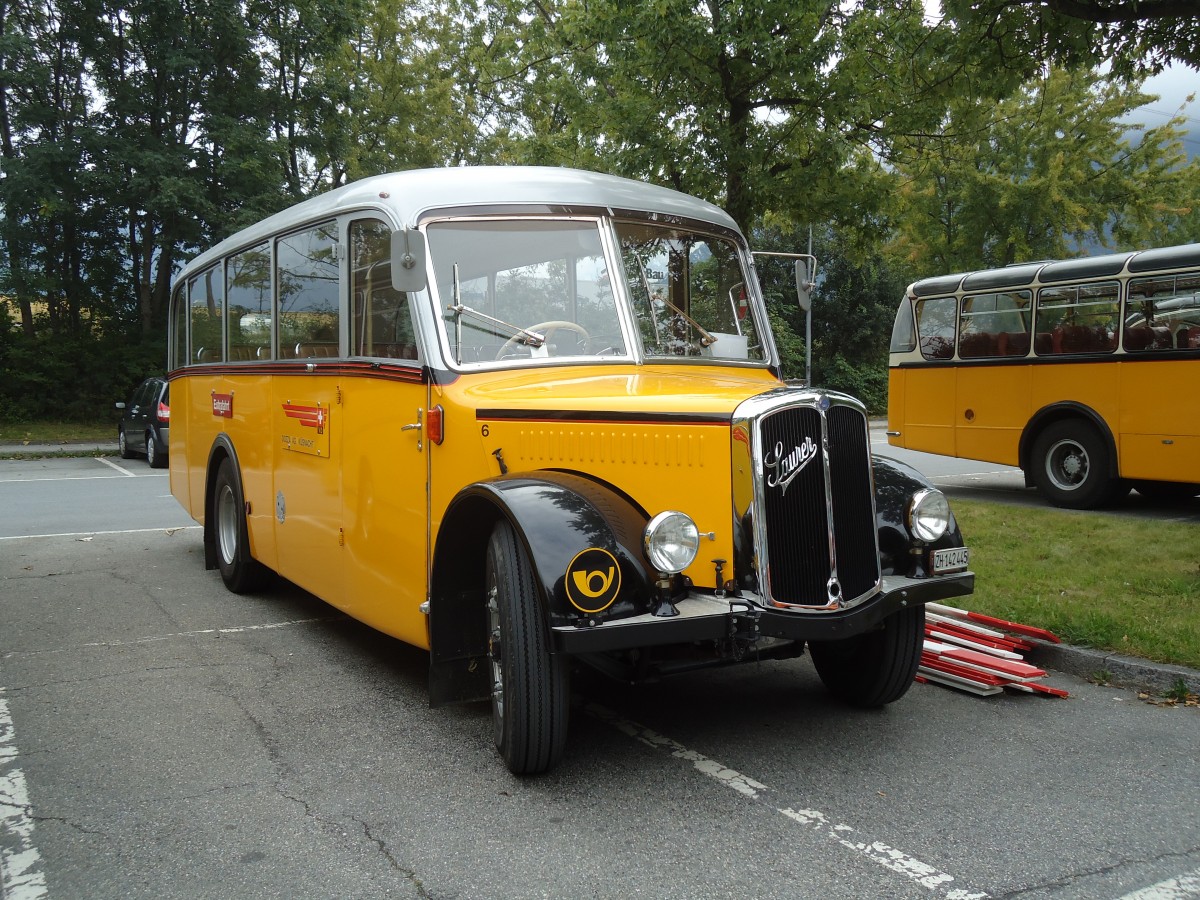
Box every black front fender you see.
[427,471,656,704]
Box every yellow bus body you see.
[171,364,780,648]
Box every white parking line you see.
[2,617,343,660]
[0,526,200,542]
[93,457,135,476]
[0,472,166,483]
[586,702,988,899]
[0,691,49,900]
[1119,869,1200,899]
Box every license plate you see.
[932,546,970,574]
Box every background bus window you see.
[915,296,956,360]
[189,266,224,364]
[227,243,271,360]
[1126,272,1200,351]
[958,290,1032,359]
[1035,281,1118,355]
[351,220,419,361]
[277,222,340,359]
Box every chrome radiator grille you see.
[747,395,880,609]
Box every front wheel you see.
[486,519,569,775]
[809,605,925,707]
[212,458,271,593]
[1030,420,1127,509]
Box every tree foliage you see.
[940,0,1200,77]
[1,0,1198,421]
[887,68,1200,271]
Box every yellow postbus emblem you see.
[565,547,622,614]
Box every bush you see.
[0,329,165,423]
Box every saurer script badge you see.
[763,436,819,496]
[565,548,622,614]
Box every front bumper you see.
[551,571,974,654]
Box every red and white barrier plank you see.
[918,605,1068,699]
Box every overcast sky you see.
[1133,64,1200,159]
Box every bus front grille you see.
[754,397,880,609]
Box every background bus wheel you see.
[809,605,924,707]
[1031,420,1126,509]
[118,426,136,460]
[212,458,270,593]
[485,519,569,775]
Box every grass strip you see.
[0,420,116,444]
[949,499,1200,671]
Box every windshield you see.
[425,215,767,367]
[615,221,766,362]
[427,218,628,364]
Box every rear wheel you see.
[117,426,136,460]
[146,432,167,468]
[486,519,569,775]
[212,458,270,593]
[809,605,925,707]
[1030,420,1127,509]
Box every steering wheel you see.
[496,321,591,359]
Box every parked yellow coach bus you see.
[169,167,973,773]
[887,242,1200,509]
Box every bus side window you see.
[189,266,224,365]
[1037,282,1118,355]
[351,219,419,361]
[959,291,1031,359]
[228,243,271,358]
[1126,273,1200,351]
[277,222,340,359]
[915,296,956,360]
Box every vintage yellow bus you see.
[169,167,973,774]
[887,243,1200,509]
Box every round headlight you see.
[644,511,700,575]
[908,488,950,543]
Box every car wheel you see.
[146,432,167,468]
[1030,420,1127,510]
[118,426,136,460]
[212,458,271,593]
[809,605,924,707]
[486,518,569,775]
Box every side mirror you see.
[795,259,813,313]
[390,227,427,293]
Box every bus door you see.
[953,290,1034,466]
[271,221,345,606]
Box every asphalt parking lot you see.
[2,454,1198,899]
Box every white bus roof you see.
[180,166,741,280]
[907,242,1200,299]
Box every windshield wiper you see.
[446,263,545,365]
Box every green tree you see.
[476,0,946,235]
[940,0,1200,78]
[312,0,492,184]
[0,0,99,336]
[888,68,1199,272]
